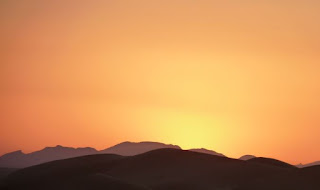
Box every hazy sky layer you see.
[1,0,320,164]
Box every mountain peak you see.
[239,155,256,161]
[1,150,25,158]
[101,141,181,156]
[42,145,68,150]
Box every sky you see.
[1,0,320,164]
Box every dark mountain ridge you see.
[2,148,315,190]
[188,148,225,157]
[247,157,296,169]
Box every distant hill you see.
[188,148,225,157]
[239,155,256,160]
[296,161,320,168]
[246,157,296,169]
[0,142,181,168]
[3,148,317,190]
[100,141,181,156]
[0,146,98,168]
[1,154,149,190]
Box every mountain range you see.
[1,148,320,190]
[0,142,181,168]
[0,141,318,169]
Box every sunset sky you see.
[1,0,320,164]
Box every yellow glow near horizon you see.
[139,109,227,150]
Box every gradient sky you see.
[1,0,320,164]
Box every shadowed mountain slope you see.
[104,149,296,189]
[2,148,312,190]
[1,154,150,190]
[235,165,320,190]
[246,157,296,169]
[0,168,17,182]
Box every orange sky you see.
[1,0,320,164]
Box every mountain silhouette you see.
[1,154,148,190]
[1,141,320,190]
[0,142,180,168]
[100,141,181,156]
[2,148,318,190]
[246,157,296,169]
[239,155,256,160]
[296,161,320,168]
[0,146,98,168]
[188,148,225,157]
